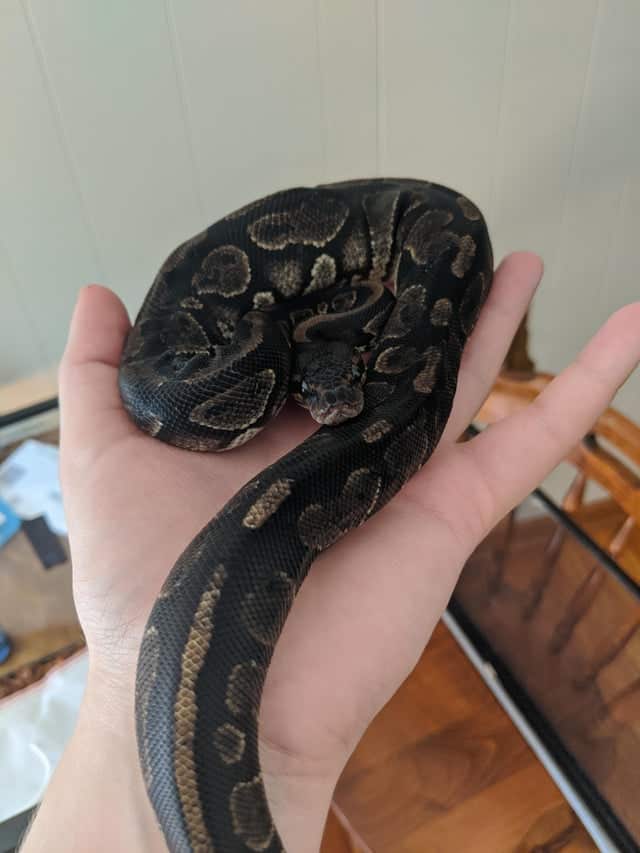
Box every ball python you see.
[119,178,493,852]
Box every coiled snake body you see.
[119,178,493,852]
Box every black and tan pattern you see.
[120,178,493,852]
[174,565,227,849]
[194,245,252,297]
[242,480,295,530]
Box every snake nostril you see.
[173,356,188,372]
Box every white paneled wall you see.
[2,0,638,419]
[379,0,511,206]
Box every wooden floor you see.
[330,621,597,853]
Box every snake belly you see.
[119,178,493,852]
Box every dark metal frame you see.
[0,398,58,431]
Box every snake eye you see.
[301,380,309,394]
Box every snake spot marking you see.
[122,178,493,852]
[214,723,246,766]
[253,291,275,309]
[456,195,482,221]
[298,467,382,550]
[240,573,296,646]
[413,346,443,394]
[247,194,349,249]
[363,189,401,281]
[181,296,204,310]
[242,480,294,530]
[230,776,275,851]
[430,297,453,327]
[374,345,422,374]
[305,254,337,292]
[362,418,394,443]
[341,225,369,272]
[226,660,265,718]
[224,426,264,451]
[189,369,276,432]
[382,285,428,340]
[266,258,303,296]
[193,245,251,297]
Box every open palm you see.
[58,252,640,851]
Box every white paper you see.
[0,439,67,535]
[0,652,87,821]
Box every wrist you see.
[260,740,342,853]
[21,663,166,852]
[70,664,342,853]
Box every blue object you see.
[0,628,11,664]
[0,498,21,548]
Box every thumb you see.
[61,284,130,370]
[58,285,132,453]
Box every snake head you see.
[298,348,366,425]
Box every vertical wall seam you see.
[164,0,206,221]
[313,0,329,183]
[547,0,603,282]
[21,0,104,284]
[375,0,386,177]
[488,0,514,225]
[0,236,49,370]
[601,180,627,310]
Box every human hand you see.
[52,252,639,852]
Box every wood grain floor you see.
[331,621,597,853]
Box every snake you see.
[118,178,493,852]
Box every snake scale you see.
[119,178,493,852]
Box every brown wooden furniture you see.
[503,313,536,376]
[478,372,640,585]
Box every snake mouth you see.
[308,389,364,425]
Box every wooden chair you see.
[477,372,640,585]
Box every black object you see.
[21,516,66,569]
[0,806,34,853]
[0,628,11,664]
[0,398,58,430]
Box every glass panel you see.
[453,491,640,849]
